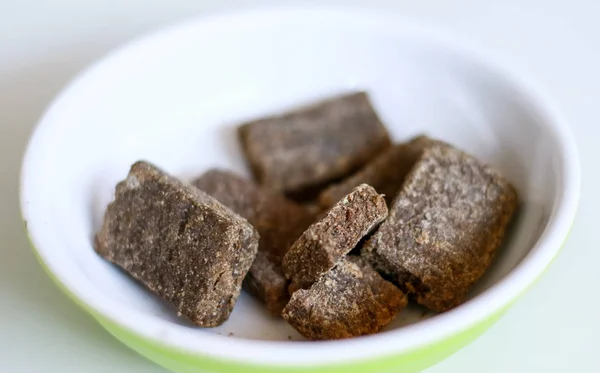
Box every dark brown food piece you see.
[95,161,259,327]
[319,135,442,208]
[193,170,313,263]
[362,145,518,312]
[282,184,388,292]
[301,203,324,217]
[282,256,407,340]
[238,92,392,193]
[193,169,314,315]
[243,251,290,315]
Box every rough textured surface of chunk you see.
[362,145,518,312]
[238,92,391,193]
[282,256,407,340]
[319,135,442,207]
[282,184,388,292]
[95,161,259,327]
[193,169,313,315]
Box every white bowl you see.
[20,7,580,373]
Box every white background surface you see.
[1,1,598,372]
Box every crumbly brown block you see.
[319,135,442,207]
[193,169,314,315]
[282,184,388,292]
[95,161,259,327]
[243,251,290,315]
[282,256,407,340]
[238,92,391,193]
[362,145,518,312]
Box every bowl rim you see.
[20,5,581,367]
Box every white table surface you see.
[1,0,598,372]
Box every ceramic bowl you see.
[20,7,580,373]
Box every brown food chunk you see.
[243,251,290,315]
[319,135,441,207]
[282,256,407,340]
[238,92,391,193]
[362,145,518,312]
[95,161,259,327]
[282,184,388,292]
[193,169,314,315]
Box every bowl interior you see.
[22,15,560,343]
